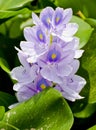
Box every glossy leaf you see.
[85,18,96,28]
[2,88,73,130]
[0,122,19,130]
[54,0,96,19]
[20,18,33,30]
[0,23,6,35]
[74,103,96,118]
[88,125,96,130]
[9,17,23,38]
[80,29,96,103]
[0,91,17,111]
[0,58,10,74]
[0,106,5,121]
[0,0,32,10]
[0,8,31,23]
[71,16,93,48]
[69,24,96,118]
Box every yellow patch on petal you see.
[56,17,60,23]
[39,34,43,40]
[47,18,50,23]
[40,84,46,89]
[51,53,56,59]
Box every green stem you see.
[77,11,86,20]
[0,121,19,130]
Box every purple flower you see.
[40,7,54,30]
[10,6,86,103]
[33,7,72,30]
[24,25,48,44]
[57,37,84,58]
[32,7,78,42]
[55,60,86,101]
[17,7,80,64]
[20,25,50,63]
[38,44,75,83]
[55,75,86,101]
[56,23,78,42]
[16,75,52,102]
[11,52,39,91]
[11,52,52,102]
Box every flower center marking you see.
[47,49,61,62]
[47,18,51,24]
[37,29,46,43]
[39,34,43,40]
[56,17,60,23]
[51,53,56,59]
[55,13,62,25]
[40,84,46,89]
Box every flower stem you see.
[77,11,86,20]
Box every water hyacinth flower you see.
[16,75,52,102]
[11,52,39,91]
[55,60,86,101]
[33,7,72,31]
[11,52,52,102]
[55,75,85,102]
[32,7,78,42]
[20,25,50,63]
[38,43,75,83]
[10,6,86,103]
[51,37,84,59]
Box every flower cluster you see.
[11,7,86,102]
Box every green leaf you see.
[0,106,5,121]
[0,0,32,10]
[74,103,96,118]
[9,17,23,38]
[87,125,96,130]
[54,0,96,19]
[80,29,96,103]
[0,122,19,130]
[85,18,96,28]
[70,27,96,117]
[0,23,6,35]
[0,8,31,23]
[2,88,73,130]
[0,91,17,111]
[20,18,33,30]
[71,16,93,48]
[38,0,56,8]
[0,57,10,74]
